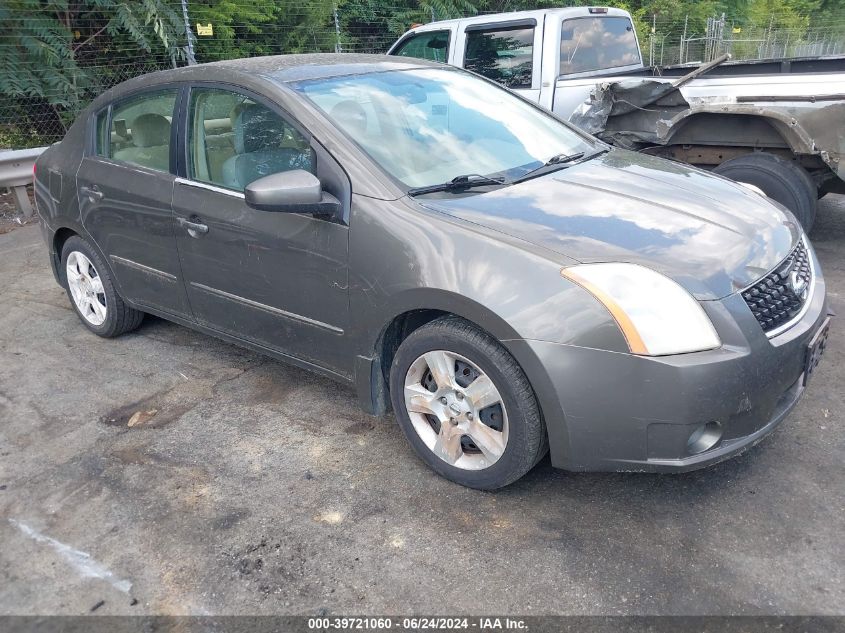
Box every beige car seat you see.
[114,113,171,170]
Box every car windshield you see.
[292,67,595,189]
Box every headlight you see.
[561,263,721,356]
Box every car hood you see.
[418,150,799,300]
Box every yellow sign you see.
[196,23,213,36]
[732,26,742,33]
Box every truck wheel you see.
[389,316,548,490]
[713,153,816,230]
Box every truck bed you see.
[602,54,845,79]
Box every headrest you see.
[330,100,368,137]
[234,104,286,154]
[131,113,171,148]
[229,102,249,130]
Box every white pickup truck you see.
[387,7,845,228]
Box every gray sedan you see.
[34,54,831,489]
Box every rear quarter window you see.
[560,17,640,75]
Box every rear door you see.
[76,87,191,317]
[457,16,544,102]
[171,85,351,373]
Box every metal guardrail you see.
[0,146,47,217]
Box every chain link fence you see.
[647,13,845,66]
[3,3,845,150]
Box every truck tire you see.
[713,153,816,230]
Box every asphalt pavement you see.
[1,197,843,616]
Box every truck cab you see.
[387,7,643,111]
[389,7,845,228]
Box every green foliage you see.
[189,0,339,61]
[1,0,843,148]
[0,0,185,146]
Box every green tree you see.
[189,0,338,61]
[0,0,185,145]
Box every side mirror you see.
[244,170,341,216]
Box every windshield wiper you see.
[512,148,608,184]
[407,174,505,196]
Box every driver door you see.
[172,86,351,374]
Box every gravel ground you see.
[0,186,37,235]
[0,197,843,616]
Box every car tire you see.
[713,152,817,230]
[389,316,548,490]
[61,235,144,338]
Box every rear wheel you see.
[61,236,144,337]
[713,152,817,230]
[389,316,547,490]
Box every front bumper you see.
[507,251,830,473]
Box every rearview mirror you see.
[244,170,341,216]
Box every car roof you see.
[89,53,442,110]
[405,6,632,30]
[112,53,439,92]
[207,53,440,82]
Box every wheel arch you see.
[50,224,127,299]
[355,300,570,471]
[50,226,80,286]
[661,108,815,157]
[354,291,565,464]
[355,289,525,416]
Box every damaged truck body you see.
[388,6,845,228]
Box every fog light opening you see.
[687,421,723,455]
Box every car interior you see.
[191,93,314,190]
[105,91,314,190]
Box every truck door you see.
[457,16,544,102]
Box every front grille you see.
[742,238,813,335]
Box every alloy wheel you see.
[66,251,107,326]
[403,350,508,470]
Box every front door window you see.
[464,25,535,89]
[392,30,451,62]
[187,88,315,191]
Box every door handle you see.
[79,186,103,202]
[177,216,209,236]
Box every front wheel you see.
[389,316,547,490]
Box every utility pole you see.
[180,0,196,65]
[334,6,342,53]
[649,14,656,67]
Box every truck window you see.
[464,25,534,89]
[560,17,640,75]
[392,30,451,63]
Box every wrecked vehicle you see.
[388,6,845,228]
[34,55,830,489]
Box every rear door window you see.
[106,90,178,172]
[392,30,451,62]
[464,24,534,89]
[560,17,640,75]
